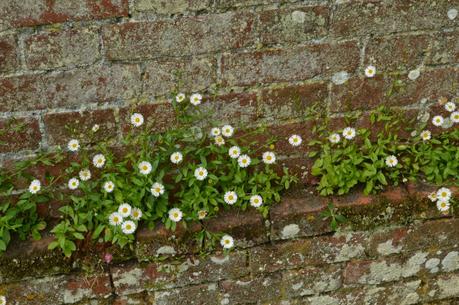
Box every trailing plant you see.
[1,93,296,257]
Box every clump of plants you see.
[0,93,296,257]
[304,99,458,213]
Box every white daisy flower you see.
[197,210,207,220]
[437,187,452,201]
[365,65,376,78]
[138,161,152,175]
[194,167,208,181]
[262,151,276,164]
[93,154,106,168]
[329,133,341,144]
[214,135,225,146]
[432,115,444,127]
[92,124,100,132]
[131,113,144,127]
[420,130,431,141]
[103,181,115,193]
[109,212,123,226]
[170,152,183,164]
[79,169,91,181]
[220,234,234,249]
[176,93,185,103]
[168,208,183,222]
[151,182,165,197]
[118,203,132,217]
[436,199,450,212]
[237,154,251,168]
[0,296,5,305]
[29,179,41,194]
[229,146,241,159]
[222,125,234,137]
[342,127,356,140]
[385,155,398,167]
[451,111,459,123]
[131,207,142,220]
[67,139,80,152]
[224,191,238,205]
[250,195,263,208]
[210,127,221,137]
[445,102,456,112]
[121,220,136,234]
[68,178,79,190]
[428,192,438,202]
[288,135,302,146]
[190,93,202,106]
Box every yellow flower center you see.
[126,224,131,230]
[242,159,247,164]
[199,171,204,176]
[173,213,179,218]
[114,217,119,222]
[441,203,446,208]
[254,199,259,203]
[155,188,161,193]
[143,166,148,170]
[224,240,230,244]
[33,186,38,190]
[135,118,140,122]
[228,195,233,200]
[123,208,128,213]
[442,192,447,197]
[175,156,179,160]
[267,156,272,160]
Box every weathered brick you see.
[429,273,459,300]
[344,248,459,286]
[221,41,359,86]
[203,92,258,125]
[0,64,141,112]
[0,273,111,304]
[152,283,219,305]
[135,222,202,260]
[257,6,329,45]
[43,108,117,146]
[249,232,366,274]
[142,56,217,98]
[282,264,343,298]
[103,11,255,60]
[0,33,19,73]
[365,33,430,72]
[113,251,247,295]
[219,273,283,304]
[24,27,100,70]
[260,82,328,121]
[0,117,41,153]
[204,208,268,247]
[330,0,458,37]
[269,188,329,240]
[330,67,459,112]
[0,0,128,31]
[120,102,177,136]
[427,30,459,65]
[133,0,208,14]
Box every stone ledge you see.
[0,184,456,285]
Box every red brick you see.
[120,102,177,136]
[2,273,111,304]
[142,56,218,98]
[257,6,329,45]
[260,82,328,121]
[134,0,208,14]
[427,30,459,65]
[204,92,258,125]
[0,33,19,73]
[0,117,41,153]
[331,67,459,112]
[269,188,329,240]
[0,64,141,112]
[24,27,100,70]
[221,41,359,86]
[0,0,128,31]
[44,109,117,146]
[204,207,268,247]
[330,0,457,37]
[103,11,256,60]
[365,33,430,72]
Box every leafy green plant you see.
[320,202,347,231]
[0,93,296,257]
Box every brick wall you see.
[0,0,458,304]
